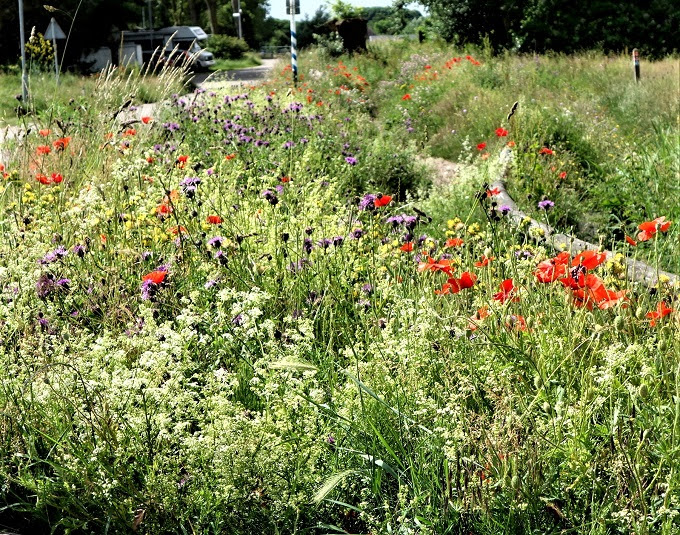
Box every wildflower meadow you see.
[0,42,678,534]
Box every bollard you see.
[632,48,640,82]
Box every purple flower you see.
[205,279,220,289]
[39,246,68,265]
[180,177,201,196]
[208,236,224,248]
[332,236,344,247]
[361,283,373,295]
[232,314,243,326]
[358,194,376,211]
[345,156,357,166]
[262,190,279,205]
[140,279,155,300]
[56,278,71,289]
[499,204,512,215]
[36,274,55,298]
[538,199,555,210]
[283,141,295,149]
[303,238,314,254]
[350,228,365,239]
[72,244,86,257]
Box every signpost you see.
[18,0,28,102]
[232,0,243,40]
[632,48,640,82]
[45,17,66,84]
[289,0,298,85]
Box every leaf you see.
[269,359,318,372]
[313,470,357,503]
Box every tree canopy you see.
[416,0,678,57]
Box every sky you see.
[268,0,425,21]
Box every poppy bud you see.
[635,307,645,320]
[542,402,551,413]
[614,316,625,331]
[638,383,649,399]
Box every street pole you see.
[18,0,29,102]
[289,0,297,86]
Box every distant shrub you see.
[207,35,249,59]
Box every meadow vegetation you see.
[0,41,677,534]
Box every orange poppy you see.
[505,314,527,331]
[534,252,570,283]
[474,255,494,267]
[418,256,455,275]
[445,238,464,248]
[401,94,411,100]
[207,215,223,224]
[400,242,413,252]
[51,173,63,183]
[374,195,392,207]
[142,270,167,284]
[53,137,71,151]
[637,216,672,242]
[141,116,152,124]
[487,187,501,197]
[477,142,486,151]
[467,307,490,331]
[572,250,606,270]
[38,129,51,137]
[646,301,673,326]
[436,271,477,294]
[36,173,51,184]
[539,147,554,155]
[36,145,51,155]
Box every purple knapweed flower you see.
[358,193,377,211]
[262,190,279,205]
[39,246,68,265]
[538,199,555,210]
[208,236,225,248]
[499,204,512,215]
[345,156,357,166]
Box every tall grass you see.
[0,44,677,534]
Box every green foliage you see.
[329,0,364,20]
[206,34,250,60]
[417,0,679,57]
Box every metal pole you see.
[52,35,59,84]
[289,0,297,86]
[18,0,29,102]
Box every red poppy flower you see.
[493,278,519,303]
[559,171,567,179]
[487,187,501,197]
[123,128,136,137]
[156,203,172,216]
[646,301,673,326]
[418,256,454,275]
[474,255,494,267]
[147,157,155,164]
[38,129,51,137]
[400,242,413,252]
[141,116,152,124]
[36,173,51,184]
[535,259,567,283]
[467,307,490,330]
[36,145,51,155]
[495,127,508,137]
[445,238,464,248]
[207,215,223,224]
[51,173,63,183]
[280,176,290,183]
[572,250,606,270]
[53,137,71,151]
[477,142,487,151]
[142,270,167,284]
[176,155,189,168]
[637,216,672,242]
[402,94,411,100]
[436,271,477,295]
[169,225,187,235]
[625,235,637,246]
[507,141,516,147]
[225,153,236,160]
[374,195,392,207]
[539,147,554,155]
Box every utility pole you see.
[232,0,242,40]
[18,0,29,102]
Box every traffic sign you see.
[45,17,66,40]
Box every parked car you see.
[121,26,215,70]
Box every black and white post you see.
[289,0,298,86]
